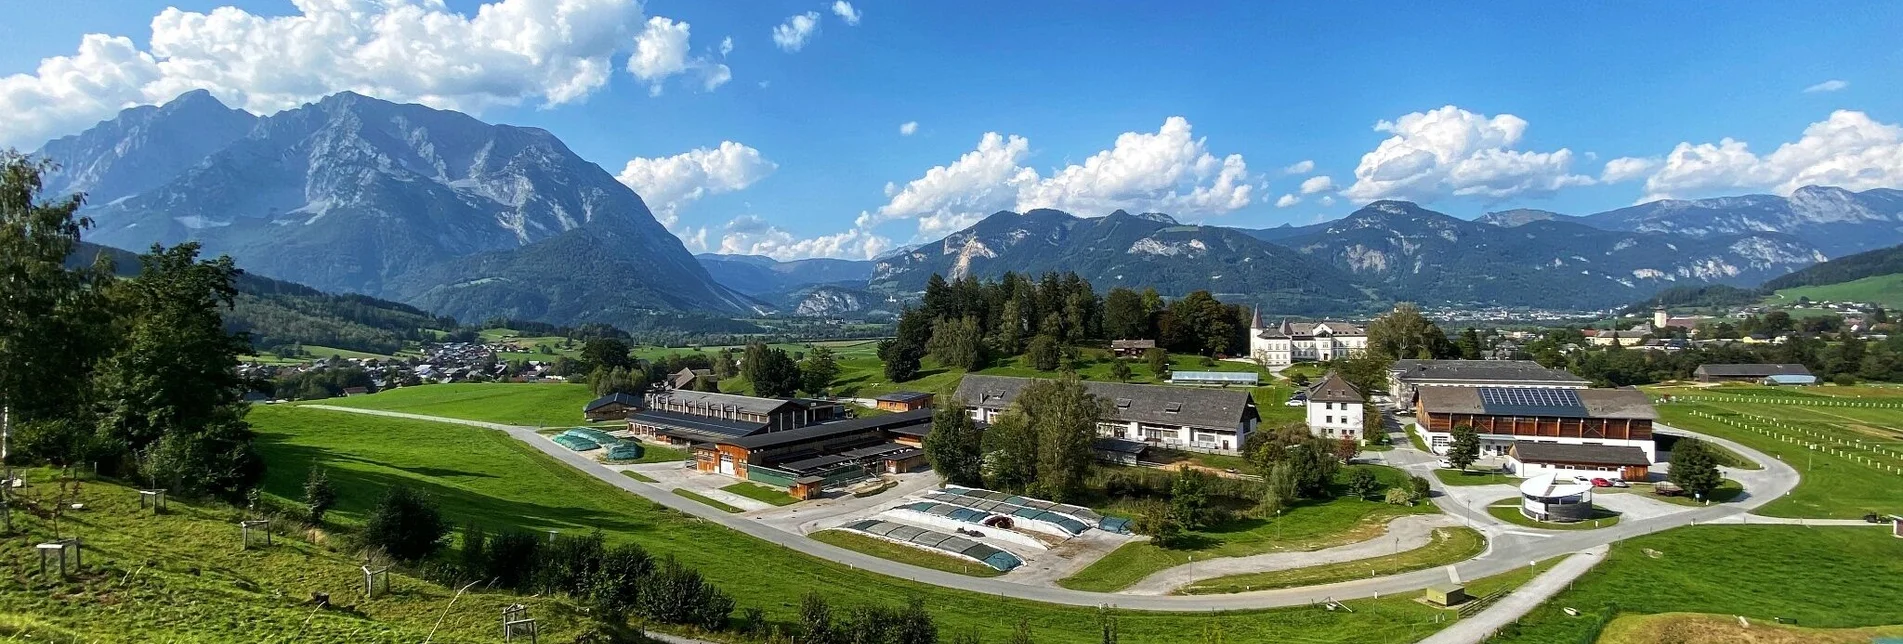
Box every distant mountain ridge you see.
[694,253,874,296]
[37,90,750,326]
[870,209,1374,314]
[1580,186,1903,256]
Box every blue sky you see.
[3,1,1899,259]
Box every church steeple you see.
[1251,305,1262,331]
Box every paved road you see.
[303,405,1818,612]
[1122,514,1461,596]
[1414,545,1610,644]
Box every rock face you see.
[1581,186,1903,256]
[1278,201,1826,310]
[34,89,257,205]
[870,209,1371,314]
[788,285,884,317]
[37,91,751,325]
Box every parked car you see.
[1610,479,1630,488]
[1284,398,1306,407]
[1589,478,1613,487]
[1437,459,1454,469]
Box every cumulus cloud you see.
[614,141,777,228]
[1275,193,1300,208]
[1283,160,1315,174]
[867,116,1256,241]
[899,121,919,136]
[685,214,891,260]
[627,16,729,96]
[1633,110,1903,201]
[719,37,734,56]
[1341,105,1593,203]
[1599,156,1659,183]
[772,12,821,52]
[1298,175,1335,195]
[1804,79,1849,93]
[0,0,682,150]
[831,2,863,26]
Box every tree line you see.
[2,153,261,501]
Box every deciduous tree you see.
[924,405,984,487]
[1669,438,1723,500]
[1447,425,1481,472]
[363,485,449,562]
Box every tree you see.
[1333,353,1389,401]
[304,467,337,526]
[592,366,647,397]
[1334,437,1360,463]
[1133,499,1186,547]
[97,243,260,499]
[581,337,634,373]
[980,411,1039,493]
[1344,468,1380,498]
[1669,438,1723,500]
[1162,291,1237,356]
[924,405,984,487]
[1366,303,1452,361]
[1109,358,1132,383]
[1456,328,1484,360]
[1446,425,1480,472]
[1282,438,1341,499]
[1168,468,1215,530]
[590,542,654,619]
[458,523,488,579]
[1144,348,1169,380]
[880,338,923,382]
[800,346,841,395]
[363,485,449,561]
[1384,487,1413,505]
[1103,287,1151,341]
[927,315,986,371]
[1026,376,1105,502]
[713,349,738,379]
[1407,475,1431,503]
[800,592,841,644]
[637,556,734,631]
[1027,334,1061,371]
[742,342,802,397]
[1260,463,1295,516]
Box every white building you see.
[1304,372,1366,443]
[1413,386,1659,465]
[956,374,1259,454]
[1248,309,1368,366]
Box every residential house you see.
[1110,339,1157,358]
[583,392,641,421]
[956,374,1258,454]
[874,391,936,412]
[1304,372,1366,443]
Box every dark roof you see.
[1111,339,1157,349]
[1093,437,1149,455]
[956,375,1256,431]
[1306,372,1363,404]
[1509,442,1650,467]
[627,409,766,440]
[838,442,922,461]
[776,454,857,474]
[1417,387,1657,420]
[722,409,934,450]
[875,391,935,403]
[1391,360,1589,386]
[646,389,797,416]
[1693,363,1813,377]
[585,392,641,411]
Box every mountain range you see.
[39,90,753,326]
[34,89,1903,325]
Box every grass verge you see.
[809,530,1005,578]
[1182,527,1485,595]
[672,488,744,513]
[1432,469,1521,486]
[721,482,799,506]
[621,470,658,483]
[1485,503,1621,530]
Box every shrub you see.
[1833,373,1857,386]
[485,529,542,590]
[361,485,449,562]
[638,556,734,631]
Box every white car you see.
[1437,459,1454,469]
[1284,398,1306,407]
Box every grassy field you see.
[308,382,598,427]
[1486,503,1621,530]
[1766,273,1903,309]
[0,468,599,643]
[1647,384,1903,518]
[1488,525,1903,644]
[1433,469,1521,486]
[1595,612,1903,644]
[1059,465,1438,592]
[1182,527,1486,595]
[808,531,1006,578]
[251,405,1465,643]
[673,488,744,513]
[611,441,689,464]
[1593,479,1743,507]
[720,482,799,506]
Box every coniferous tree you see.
[304,467,336,526]
[1027,335,1061,371]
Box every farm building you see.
[667,367,716,390]
[957,374,1258,453]
[1110,338,1157,357]
[1415,386,1659,463]
[1692,363,1815,384]
[874,391,935,412]
[626,390,844,446]
[1091,437,1149,465]
[1389,359,1590,405]
[583,392,641,421]
[1169,370,1259,387]
[1506,442,1651,481]
[691,409,933,488]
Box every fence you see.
[1663,395,1903,409]
[1685,409,1903,477]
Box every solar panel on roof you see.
[1478,387,1583,407]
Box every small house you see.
[583,392,642,421]
[874,391,935,412]
[1110,339,1157,358]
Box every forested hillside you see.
[1761,243,1903,291]
[70,242,456,355]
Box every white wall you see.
[1306,400,1366,442]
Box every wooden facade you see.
[1417,406,1653,442]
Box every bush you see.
[1833,373,1857,386]
[638,556,734,631]
[485,529,542,590]
[535,530,606,597]
[361,485,449,562]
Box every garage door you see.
[718,454,735,476]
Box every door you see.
[718,454,735,476]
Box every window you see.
[1325,402,1334,410]
[1164,402,1182,413]
[1325,416,1334,424]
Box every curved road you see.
[305,405,1801,612]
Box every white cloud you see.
[831,1,863,26]
[1275,194,1300,208]
[0,0,669,150]
[627,16,729,95]
[1319,195,1336,207]
[772,12,821,52]
[899,121,919,136]
[1804,79,1849,93]
[869,116,1256,241]
[1634,110,1903,201]
[1341,105,1593,203]
[1298,175,1335,195]
[1599,156,1659,183]
[688,214,891,260]
[719,37,734,57]
[1283,160,1315,174]
[614,141,777,228]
